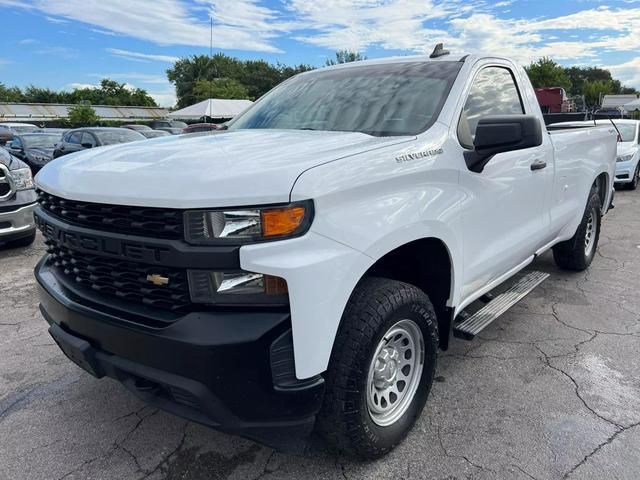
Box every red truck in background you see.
[535,87,568,113]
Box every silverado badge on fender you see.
[146,274,169,286]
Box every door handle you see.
[530,159,547,171]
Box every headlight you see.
[188,270,288,305]
[617,153,634,163]
[10,168,34,191]
[184,201,313,244]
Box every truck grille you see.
[37,190,184,239]
[45,239,191,312]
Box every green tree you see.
[524,57,572,91]
[66,103,99,127]
[167,54,314,108]
[0,82,24,102]
[192,78,250,101]
[583,80,613,108]
[325,50,367,66]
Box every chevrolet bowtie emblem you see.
[146,274,169,286]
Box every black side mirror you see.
[81,143,94,149]
[465,115,543,173]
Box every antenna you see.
[430,43,450,59]
[208,16,213,124]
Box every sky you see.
[1,0,640,107]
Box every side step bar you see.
[453,271,549,340]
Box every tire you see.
[4,230,36,249]
[552,190,601,271]
[317,277,439,459]
[626,164,639,190]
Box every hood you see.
[35,129,412,208]
[0,148,27,170]
[26,147,54,157]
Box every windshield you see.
[613,123,637,142]
[22,134,60,149]
[12,125,38,133]
[94,130,145,145]
[230,61,462,136]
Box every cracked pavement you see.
[2,189,639,480]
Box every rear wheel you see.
[317,277,438,459]
[552,191,601,271]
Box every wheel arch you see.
[358,237,457,350]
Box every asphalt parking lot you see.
[1,190,639,480]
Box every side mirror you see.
[81,143,94,149]
[465,115,543,173]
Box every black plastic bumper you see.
[36,258,324,449]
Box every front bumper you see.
[0,202,36,241]
[35,258,324,448]
[615,160,637,183]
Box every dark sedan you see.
[53,128,145,158]
[4,132,62,173]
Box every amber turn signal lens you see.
[261,206,306,237]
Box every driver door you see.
[458,64,553,301]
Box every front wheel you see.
[317,277,438,459]
[552,190,601,271]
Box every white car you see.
[550,119,640,189]
[0,122,39,144]
[33,48,617,457]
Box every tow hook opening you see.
[134,377,160,393]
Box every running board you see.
[453,271,549,340]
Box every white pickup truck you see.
[34,47,617,458]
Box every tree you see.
[325,50,367,66]
[583,80,612,108]
[167,54,314,108]
[193,78,250,101]
[0,82,24,102]
[67,103,99,127]
[524,57,572,92]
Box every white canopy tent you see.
[167,98,253,120]
[623,99,640,112]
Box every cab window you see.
[81,132,96,147]
[66,132,82,145]
[458,67,524,149]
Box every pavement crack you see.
[535,345,623,429]
[563,421,640,479]
[436,425,488,472]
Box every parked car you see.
[53,127,146,158]
[0,148,36,248]
[549,119,640,190]
[122,124,152,131]
[151,119,187,135]
[4,132,62,173]
[34,49,617,457]
[0,122,39,145]
[140,129,171,139]
[182,123,221,134]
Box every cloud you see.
[106,48,179,63]
[34,45,78,59]
[606,57,640,89]
[68,82,98,90]
[2,0,288,52]
[18,38,37,45]
[89,72,170,84]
